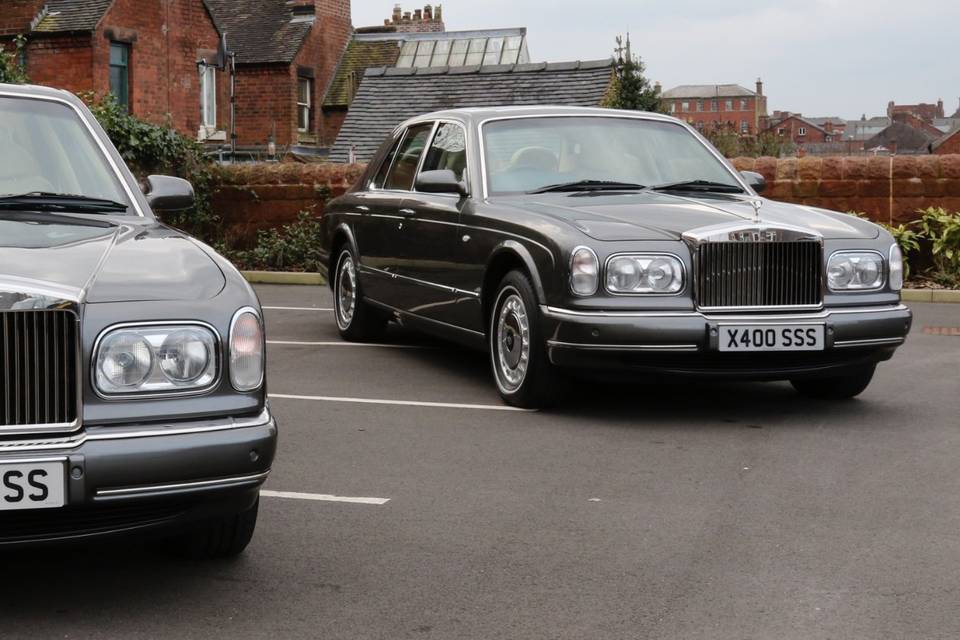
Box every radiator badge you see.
[730,228,779,242]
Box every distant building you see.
[932,128,960,155]
[764,113,835,144]
[845,116,891,141]
[661,80,768,135]
[863,121,936,155]
[383,3,446,33]
[887,99,945,123]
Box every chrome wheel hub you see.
[496,293,530,391]
[336,254,357,329]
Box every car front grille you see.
[0,310,79,429]
[694,241,822,309]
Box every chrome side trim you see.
[0,89,145,217]
[0,408,274,453]
[542,304,910,321]
[96,470,270,498]
[364,297,485,338]
[833,337,906,348]
[547,340,699,352]
[359,265,481,298]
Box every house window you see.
[826,135,832,142]
[109,42,130,111]
[696,100,703,112]
[297,76,313,132]
[725,99,733,111]
[740,99,748,111]
[741,120,749,134]
[669,102,676,113]
[711,99,718,112]
[798,127,806,136]
[681,101,689,112]
[201,65,216,129]
[778,128,785,136]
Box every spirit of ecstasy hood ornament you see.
[750,197,763,223]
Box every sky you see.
[352,0,960,120]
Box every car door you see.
[355,122,434,307]
[392,121,471,326]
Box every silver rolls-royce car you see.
[0,83,276,556]
[319,106,912,408]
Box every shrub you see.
[0,36,28,84]
[916,207,960,286]
[223,212,323,273]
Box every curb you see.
[903,288,960,304]
[242,271,326,286]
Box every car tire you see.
[333,247,387,342]
[167,497,260,560]
[790,364,876,400]
[489,270,563,409]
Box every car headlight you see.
[95,325,218,396]
[889,244,904,291]
[230,308,264,392]
[605,254,684,294]
[570,246,599,296]
[827,251,885,291]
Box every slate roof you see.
[205,0,312,64]
[33,0,113,33]
[329,59,616,163]
[863,122,936,154]
[324,39,401,107]
[661,84,756,99]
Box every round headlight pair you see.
[827,251,885,291]
[96,326,217,395]
[606,255,684,294]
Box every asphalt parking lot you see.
[3,285,959,640]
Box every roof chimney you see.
[755,77,763,96]
[937,98,944,118]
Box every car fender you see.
[326,221,360,287]
[487,240,549,304]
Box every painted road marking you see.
[267,340,431,349]
[269,393,535,412]
[263,306,333,312]
[261,490,390,505]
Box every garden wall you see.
[211,156,960,247]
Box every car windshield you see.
[482,116,743,195]
[0,96,131,212]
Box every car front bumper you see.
[0,407,277,546]
[541,304,913,379]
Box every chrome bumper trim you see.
[0,407,274,454]
[833,337,906,348]
[96,470,270,498]
[547,340,699,352]
[543,304,909,321]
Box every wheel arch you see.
[328,223,359,290]
[481,241,548,325]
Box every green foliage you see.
[704,127,795,158]
[81,93,218,240]
[886,223,922,280]
[0,36,29,84]
[916,207,960,286]
[224,212,323,273]
[602,35,663,113]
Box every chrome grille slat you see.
[695,241,822,309]
[0,310,78,429]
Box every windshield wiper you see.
[0,192,128,213]
[650,180,744,194]
[528,180,646,194]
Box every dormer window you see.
[290,5,316,23]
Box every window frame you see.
[297,76,313,133]
[109,42,131,112]
[371,121,437,193]
[200,64,217,130]
[414,119,471,196]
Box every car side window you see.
[370,134,403,190]
[420,122,468,184]
[384,122,434,191]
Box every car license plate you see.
[719,324,825,352]
[0,460,66,510]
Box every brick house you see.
[661,80,768,135]
[887,99,945,123]
[0,0,227,139]
[204,0,352,154]
[932,128,960,155]
[764,114,833,144]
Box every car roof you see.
[399,105,683,129]
[0,82,83,104]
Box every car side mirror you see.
[144,175,195,212]
[740,170,767,194]
[416,169,468,197]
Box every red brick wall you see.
[732,155,960,225]
[0,0,44,37]
[767,116,830,144]
[210,156,960,247]
[211,162,366,246]
[22,35,94,91]
[934,132,960,156]
[665,96,766,134]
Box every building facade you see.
[661,80,768,135]
[0,0,226,139]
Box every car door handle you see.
[356,205,370,213]
[398,208,416,217]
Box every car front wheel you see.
[490,270,562,409]
[334,247,387,341]
[790,364,876,400]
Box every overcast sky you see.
[352,0,959,120]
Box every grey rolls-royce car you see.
[0,84,275,556]
[320,106,911,409]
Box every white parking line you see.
[261,490,390,505]
[269,393,535,412]
[263,306,333,312]
[267,340,430,349]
